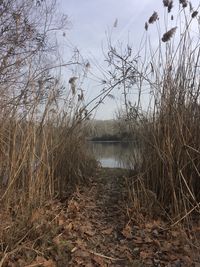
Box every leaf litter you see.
[1,168,200,266]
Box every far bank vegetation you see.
[86,116,134,141]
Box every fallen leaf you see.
[93,254,107,266]
[30,209,43,223]
[140,251,151,259]
[80,223,95,237]
[7,262,17,267]
[58,218,65,226]
[134,237,143,244]
[182,256,192,265]
[102,227,113,235]
[171,230,179,238]
[68,200,80,213]
[85,263,95,267]
[74,249,90,258]
[25,256,47,267]
[144,236,153,243]
[35,256,46,264]
[162,241,172,252]
[76,238,86,249]
[152,239,161,248]
[122,224,133,239]
[52,234,63,246]
[43,259,56,267]
[65,222,73,231]
[84,228,95,236]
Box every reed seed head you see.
[162,27,177,42]
[168,1,173,13]
[163,0,170,7]
[148,11,159,24]
[69,77,78,95]
[163,0,173,13]
[191,11,198,18]
[180,0,187,8]
[69,77,78,84]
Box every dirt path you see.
[2,168,199,266]
[67,168,133,266]
[63,168,200,267]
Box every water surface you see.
[88,141,137,169]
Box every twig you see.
[170,203,200,228]
[14,227,34,249]
[0,247,8,267]
[89,250,123,261]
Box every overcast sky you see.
[58,0,200,120]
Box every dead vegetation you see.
[104,0,200,225]
[2,169,200,266]
[0,0,96,259]
[1,0,200,266]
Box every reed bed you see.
[105,0,200,221]
[0,0,96,251]
[137,1,200,219]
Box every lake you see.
[88,141,137,169]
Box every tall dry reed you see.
[0,0,96,250]
[105,0,200,220]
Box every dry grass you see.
[0,87,96,252]
[104,0,200,223]
[0,0,96,252]
[135,2,200,220]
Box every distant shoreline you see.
[86,137,134,142]
[88,140,131,143]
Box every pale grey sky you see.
[58,0,200,119]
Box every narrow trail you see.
[68,168,133,267]
[64,168,199,267]
[2,168,200,266]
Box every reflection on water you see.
[88,141,137,169]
